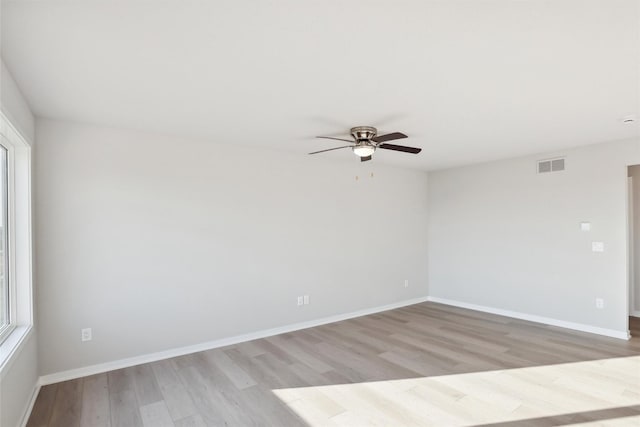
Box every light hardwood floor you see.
[27,303,640,426]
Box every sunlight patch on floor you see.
[272,356,640,426]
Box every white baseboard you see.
[19,383,41,427]
[631,310,640,318]
[427,296,630,340]
[39,296,430,386]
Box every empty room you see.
[1,1,640,426]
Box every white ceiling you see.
[1,0,639,170]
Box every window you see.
[0,111,32,357]
[0,145,9,340]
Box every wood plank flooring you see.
[27,303,640,426]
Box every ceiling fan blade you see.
[316,136,354,143]
[371,132,408,143]
[360,155,372,162]
[309,145,353,155]
[378,143,422,154]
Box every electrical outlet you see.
[404,279,409,288]
[595,298,604,309]
[297,296,304,306]
[303,295,309,305]
[81,328,92,342]
[592,242,604,252]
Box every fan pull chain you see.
[355,173,375,181]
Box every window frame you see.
[0,110,33,371]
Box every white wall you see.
[428,139,640,335]
[630,165,640,316]
[1,335,37,427]
[0,58,37,427]
[35,119,429,375]
[1,60,35,144]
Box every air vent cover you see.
[538,157,565,174]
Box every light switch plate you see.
[592,242,604,252]
[580,222,591,231]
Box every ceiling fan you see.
[310,126,421,162]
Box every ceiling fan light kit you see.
[311,126,421,162]
[352,144,375,157]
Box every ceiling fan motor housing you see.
[351,126,377,142]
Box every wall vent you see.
[537,157,565,174]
